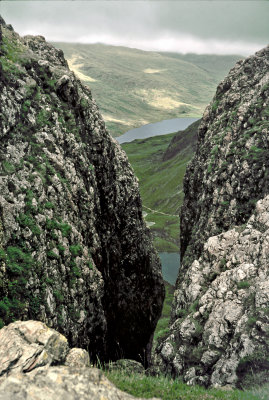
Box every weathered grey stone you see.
[0,320,68,376]
[106,359,145,374]
[65,348,90,368]
[155,46,269,388]
[0,18,164,365]
[0,321,160,400]
[0,367,161,400]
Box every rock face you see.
[0,19,164,365]
[155,46,269,387]
[0,320,160,400]
[162,119,200,162]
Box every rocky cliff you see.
[155,46,269,387]
[0,19,164,365]
[162,119,200,162]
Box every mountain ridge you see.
[52,42,242,136]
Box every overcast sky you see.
[1,1,268,56]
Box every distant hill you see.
[163,119,199,161]
[122,120,200,251]
[52,42,242,136]
[158,52,243,83]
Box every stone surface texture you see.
[155,46,269,387]
[0,320,160,400]
[106,359,145,375]
[0,19,164,365]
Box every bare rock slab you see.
[0,320,160,400]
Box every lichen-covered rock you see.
[0,367,161,400]
[180,46,269,264]
[155,46,269,387]
[65,347,90,368]
[106,359,145,374]
[0,18,164,365]
[0,320,69,376]
[0,320,160,400]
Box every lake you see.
[117,117,199,144]
[159,252,180,286]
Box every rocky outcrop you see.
[0,19,164,365]
[162,119,200,162]
[0,320,159,400]
[155,46,269,387]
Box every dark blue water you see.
[159,252,180,286]
[117,117,199,144]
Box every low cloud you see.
[75,33,264,56]
[1,1,268,56]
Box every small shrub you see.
[2,160,15,174]
[46,219,71,238]
[0,248,6,261]
[53,290,64,303]
[219,257,227,271]
[210,145,218,156]
[193,321,203,340]
[70,262,81,278]
[189,300,199,314]
[70,244,82,257]
[57,244,65,255]
[44,201,54,209]
[177,308,188,319]
[237,281,251,290]
[212,99,220,112]
[87,261,93,270]
[59,222,71,237]
[17,213,41,236]
[246,316,258,329]
[47,250,59,260]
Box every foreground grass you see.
[105,370,267,400]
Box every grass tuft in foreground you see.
[104,370,269,400]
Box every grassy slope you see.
[105,370,268,400]
[121,121,199,252]
[52,42,241,136]
[160,52,242,82]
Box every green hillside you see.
[121,120,199,251]
[52,42,241,136]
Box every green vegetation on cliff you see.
[0,21,165,365]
